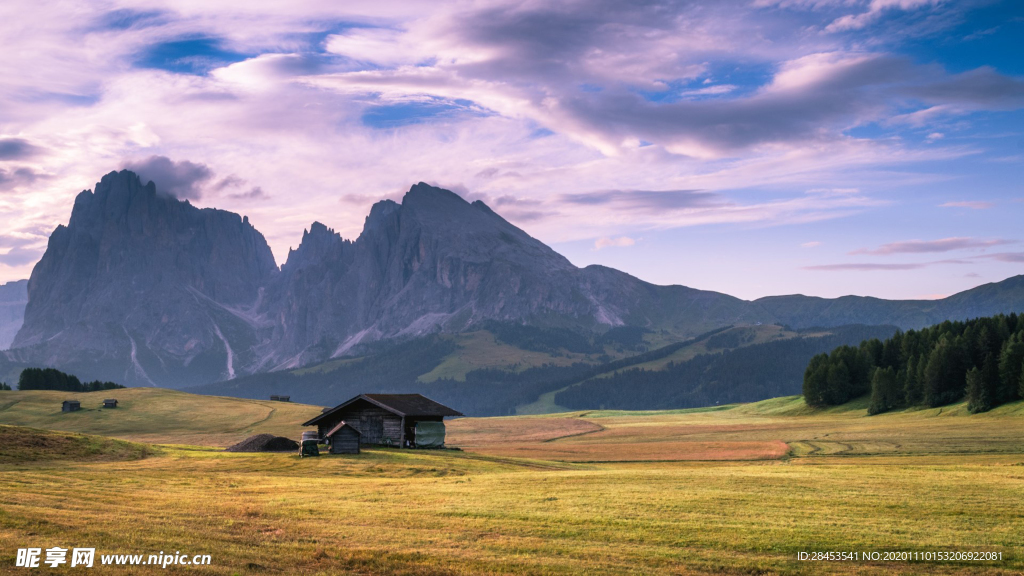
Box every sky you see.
[0,0,1022,300]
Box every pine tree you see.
[803,354,830,407]
[924,338,963,407]
[1019,358,1024,400]
[966,367,991,413]
[826,361,852,405]
[868,367,899,415]
[904,355,922,405]
[998,335,1024,404]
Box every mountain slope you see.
[0,280,27,349]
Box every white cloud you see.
[939,201,993,210]
[594,236,636,250]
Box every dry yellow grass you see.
[2,390,1023,574]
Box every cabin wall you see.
[329,428,360,454]
[318,405,403,445]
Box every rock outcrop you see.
[0,280,27,350]
[11,170,278,386]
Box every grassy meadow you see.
[1,389,1022,574]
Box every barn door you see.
[360,416,384,444]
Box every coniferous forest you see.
[803,314,1024,414]
[16,367,125,392]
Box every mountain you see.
[8,170,278,386]
[0,280,28,349]
[6,169,1024,390]
[255,183,764,370]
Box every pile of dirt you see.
[225,434,299,452]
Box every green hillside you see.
[0,388,323,446]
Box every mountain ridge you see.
[4,169,1024,389]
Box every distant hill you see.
[753,276,1024,330]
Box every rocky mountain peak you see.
[284,222,348,272]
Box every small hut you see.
[103,399,118,409]
[270,395,291,402]
[303,394,462,448]
[325,421,361,454]
[62,400,81,413]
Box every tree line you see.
[803,314,1024,414]
[17,367,125,392]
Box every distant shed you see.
[62,400,81,413]
[304,394,462,448]
[103,399,118,408]
[325,421,361,454]
[270,395,291,402]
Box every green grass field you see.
[1,389,1022,574]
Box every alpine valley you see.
[3,170,1023,414]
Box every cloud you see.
[805,262,928,271]
[0,0,1020,298]
[123,156,214,200]
[0,246,44,267]
[801,241,822,248]
[853,237,1013,254]
[594,236,636,250]
[804,258,969,271]
[0,138,43,160]
[0,167,49,191]
[212,175,246,191]
[825,0,943,32]
[228,186,269,200]
[561,189,721,211]
[984,252,1024,263]
[939,201,992,209]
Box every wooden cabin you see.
[103,399,118,408]
[303,394,462,448]
[270,395,291,402]
[62,400,81,412]
[325,421,361,454]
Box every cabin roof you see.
[103,399,118,403]
[303,393,462,426]
[325,420,360,437]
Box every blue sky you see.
[0,0,1021,299]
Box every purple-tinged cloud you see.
[853,237,1014,255]
[0,138,43,160]
[805,257,971,271]
[124,156,214,200]
[560,189,722,211]
[229,186,268,200]
[0,246,44,267]
[805,262,929,271]
[939,201,992,209]
[0,167,48,191]
[984,252,1024,263]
